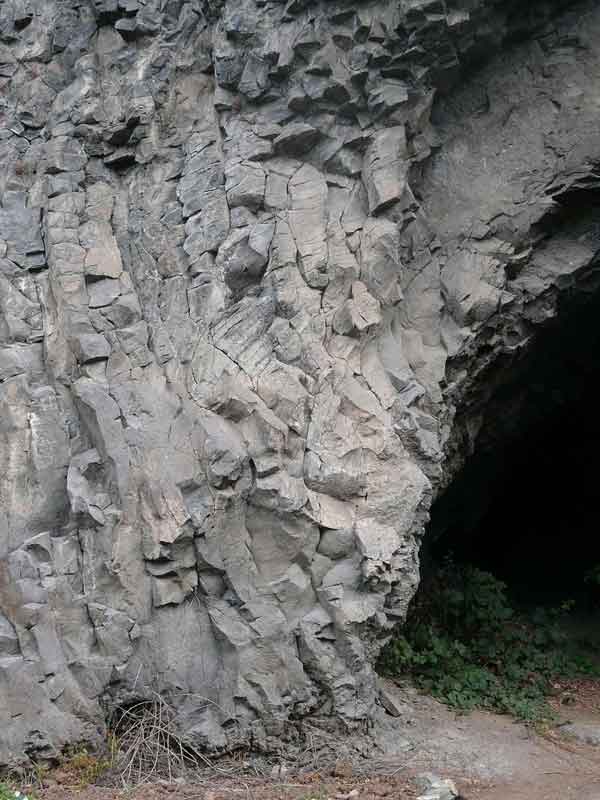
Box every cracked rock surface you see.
[1,0,599,764]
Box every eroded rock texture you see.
[1,0,599,764]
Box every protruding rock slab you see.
[363,127,408,214]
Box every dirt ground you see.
[38,774,418,800]
[28,679,600,800]
[374,677,600,800]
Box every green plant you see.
[61,746,110,788]
[378,557,600,723]
[0,786,30,800]
[585,564,600,586]
[299,789,329,800]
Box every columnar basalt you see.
[0,0,599,764]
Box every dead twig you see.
[111,693,235,787]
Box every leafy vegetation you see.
[378,558,600,723]
[585,563,600,588]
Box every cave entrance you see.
[378,190,600,716]
[429,399,600,612]
[426,250,600,615]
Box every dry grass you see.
[112,696,192,785]
[61,749,110,788]
[110,694,230,787]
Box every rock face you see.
[1,0,600,764]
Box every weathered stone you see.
[273,122,321,155]
[79,221,123,279]
[183,192,230,259]
[317,528,355,560]
[87,278,121,308]
[151,570,198,607]
[116,321,152,367]
[85,183,114,222]
[67,449,109,525]
[415,774,459,800]
[367,80,409,117]
[238,54,271,100]
[225,160,266,210]
[288,164,329,287]
[72,332,111,363]
[223,118,273,161]
[362,127,408,214]
[560,723,600,746]
[218,220,274,291]
[2,0,600,769]
[102,292,141,328]
[46,137,87,173]
[379,684,408,718]
[332,280,382,335]
[72,378,129,498]
[360,218,403,305]
[178,139,225,219]
[0,204,44,270]
[0,615,19,656]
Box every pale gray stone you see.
[360,218,403,305]
[87,278,121,308]
[273,122,321,155]
[379,685,408,718]
[1,0,598,768]
[67,448,109,525]
[225,160,266,210]
[183,192,230,258]
[46,137,87,173]
[0,615,19,656]
[79,221,123,279]
[560,723,600,746]
[317,528,355,560]
[362,127,408,214]
[72,332,111,363]
[218,221,274,291]
[332,280,382,335]
[415,774,459,800]
[288,164,329,288]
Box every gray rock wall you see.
[1,0,599,764]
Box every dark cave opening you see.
[426,231,600,614]
[429,391,600,610]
